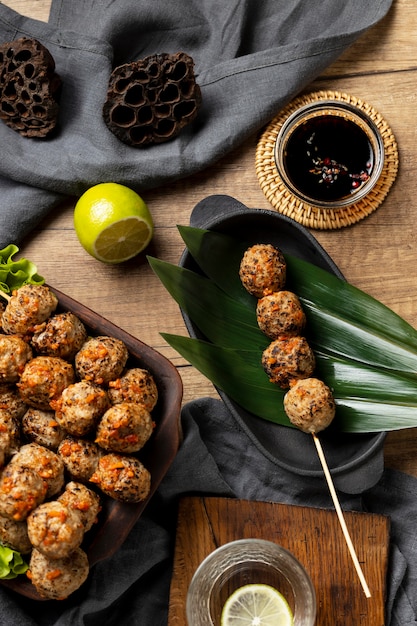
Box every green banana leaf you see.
[148,227,417,433]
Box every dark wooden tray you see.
[1,285,183,600]
[168,496,390,625]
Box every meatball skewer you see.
[239,243,371,597]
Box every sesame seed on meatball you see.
[261,336,316,389]
[239,244,286,298]
[75,336,128,385]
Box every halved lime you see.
[221,583,294,626]
[74,182,154,264]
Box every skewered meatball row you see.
[239,243,336,434]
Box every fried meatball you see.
[17,356,75,410]
[1,284,58,335]
[0,513,32,554]
[256,291,306,339]
[0,383,27,419]
[31,312,88,361]
[10,442,65,498]
[28,546,89,600]
[261,336,316,389]
[95,402,154,454]
[75,336,128,385]
[0,335,32,383]
[0,409,20,467]
[239,244,286,298]
[53,380,110,437]
[27,501,84,559]
[284,377,336,434]
[57,437,103,482]
[58,481,101,532]
[108,367,158,411]
[21,408,65,451]
[90,453,151,503]
[0,464,47,521]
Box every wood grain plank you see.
[169,497,390,626]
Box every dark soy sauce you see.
[284,115,374,202]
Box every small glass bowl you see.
[274,100,385,210]
[186,539,316,626]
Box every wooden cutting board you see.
[168,497,390,626]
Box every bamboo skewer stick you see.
[312,432,371,598]
[0,290,10,302]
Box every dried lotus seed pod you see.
[0,37,61,138]
[103,51,202,147]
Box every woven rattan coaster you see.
[255,90,399,230]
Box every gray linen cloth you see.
[0,397,416,625]
[0,0,393,246]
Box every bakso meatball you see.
[57,437,103,482]
[58,481,101,532]
[29,547,89,600]
[0,464,47,521]
[27,501,84,559]
[75,336,129,385]
[22,408,65,451]
[0,335,32,383]
[256,291,306,339]
[17,356,75,410]
[0,383,27,419]
[284,377,336,434]
[31,312,88,361]
[90,453,151,503]
[53,380,110,437]
[1,284,58,335]
[0,410,20,467]
[95,402,154,454]
[10,442,65,498]
[261,336,316,389]
[0,513,32,554]
[239,244,286,298]
[108,367,158,412]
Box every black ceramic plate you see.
[179,194,386,494]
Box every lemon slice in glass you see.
[74,182,154,264]
[221,584,294,626]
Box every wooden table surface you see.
[3,0,417,477]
